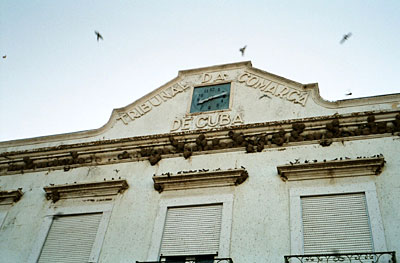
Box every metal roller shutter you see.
[38,213,102,263]
[160,204,222,257]
[301,193,373,254]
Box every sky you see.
[0,0,399,142]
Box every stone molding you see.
[152,168,248,192]
[1,110,399,175]
[43,179,128,202]
[0,189,23,205]
[277,157,385,181]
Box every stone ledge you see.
[153,168,248,192]
[43,179,128,202]
[2,110,399,175]
[277,157,385,181]
[0,189,23,205]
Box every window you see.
[301,193,373,254]
[29,179,128,263]
[37,212,103,263]
[159,204,222,260]
[28,203,113,263]
[289,182,387,255]
[147,194,233,262]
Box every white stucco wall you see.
[0,62,399,262]
[0,137,399,262]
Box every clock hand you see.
[197,92,227,104]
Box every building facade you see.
[0,61,399,263]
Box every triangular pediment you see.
[107,61,312,137]
[1,61,399,149]
[103,61,397,139]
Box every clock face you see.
[190,83,231,113]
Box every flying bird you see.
[95,31,103,42]
[340,32,352,44]
[239,45,247,56]
[2,55,6,59]
[345,92,352,96]
[259,94,271,100]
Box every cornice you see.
[0,110,399,176]
[0,62,252,149]
[277,157,385,181]
[2,61,400,149]
[0,189,23,205]
[153,168,248,192]
[309,86,400,109]
[43,179,128,202]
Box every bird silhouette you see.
[340,32,352,44]
[95,31,103,42]
[259,94,271,100]
[2,55,6,59]
[239,45,247,56]
[345,92,352,96]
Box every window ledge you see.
[43,179,128,202]
[277,157,384,181]
[153,168,248,192]
[0,189,23,205]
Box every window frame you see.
[28,202,113,263]
[289,182,387,254]
[0,207,8,230]
[147,194,233,261]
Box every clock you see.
[190,83,231,113]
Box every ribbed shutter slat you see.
[160,204,222,256]
[38,213,102,263]
[301,193,373,255]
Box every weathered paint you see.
[0,62,399,262]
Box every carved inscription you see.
[171,112,244,132]
[116,82,191,124]
[201,72,229,83]
[238,72,309,106]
